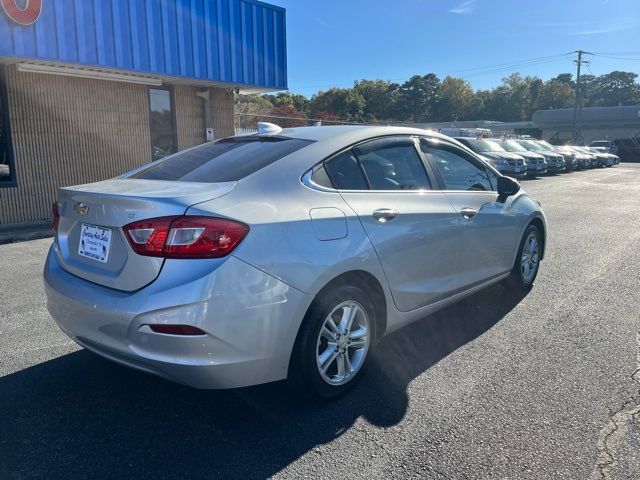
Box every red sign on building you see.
[1,0,42,26]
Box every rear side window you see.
[130,136,313,182]
[325,151,368,190]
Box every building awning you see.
[0,0,287,92]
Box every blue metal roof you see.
[0,0,287,90]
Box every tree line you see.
[235,70,640,128]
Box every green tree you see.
[309,88,365,121]
[265,92,310,113]
[257,105,307,128]
[234,94,273,129]
[532,79,575,111]
[396,74,440,122]
[433,76,476,121]
[353,79,398,121]
[588,71,640,107]
[481,74,541,121]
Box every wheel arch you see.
[310,270,388,343]
[528,216,546,260]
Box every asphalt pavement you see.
[1,164,639,480]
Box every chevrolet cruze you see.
[44,125,546,399]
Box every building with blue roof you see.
[0,0,287,224]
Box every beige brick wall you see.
[0,66,151,224]
[174,85,205,150]
[211,88,235,139]
[0,65,235,225]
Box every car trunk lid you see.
[54,178,235,291]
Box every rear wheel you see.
[504,224,542,291]
[289,284,376,400]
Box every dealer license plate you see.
[78,223,112,263]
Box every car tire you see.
[504,224,542,292]
[288,284,377,400]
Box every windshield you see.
[501,140,527,152]
[591,141,609,147]
[463,139,506,152]
[518,140,545,152]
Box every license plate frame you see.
[78,223,112,264]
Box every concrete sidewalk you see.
[0,221,53,245]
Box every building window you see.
[148,88,177,161]
[0,66,15,187]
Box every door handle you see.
[372,208,398,222]
[460,207,478,219]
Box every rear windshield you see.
[130,136,313,182]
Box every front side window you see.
[422,143,494,192]
[0,66,14,186]
[149,88,177,161]
[131,136,312,182]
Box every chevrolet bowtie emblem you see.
[73,202,89,215]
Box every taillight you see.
[123,216,249,259]
[51,202,60,232]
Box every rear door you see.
[326,136,464,312]
[420,138,520,287]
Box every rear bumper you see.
[44,245,312,389]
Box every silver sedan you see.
[44,125,546,399]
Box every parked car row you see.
[453,137,619,178]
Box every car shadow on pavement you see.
[0,284,525,480]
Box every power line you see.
[595,55,640,61]
[593,51,640,55]
[462,57,571,79]
[445,53,572,75]
[290,52,574,91]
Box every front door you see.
[325,136,463,312]
[420,138,521,288]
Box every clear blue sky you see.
[269,0,640,97]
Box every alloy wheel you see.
[521,232,540,284]
[315,301,370,386]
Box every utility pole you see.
[572,50,593,144]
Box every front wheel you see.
[504,224,542,291]
[288,285,376,400]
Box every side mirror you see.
[497,176,520,198]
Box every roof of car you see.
[249,125,452,143]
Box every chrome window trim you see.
[301,134,440,193]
